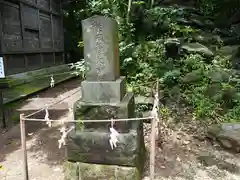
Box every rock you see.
[164,38,181,58]
[230,47,240,69]
[218,46,240,69]
[212,28,234,38]
[67,130,145,166]
[197,152,240,173]
[197,153,217,166]
[231,23,240,36]
[208,123,240,152]
[181,69,202,83]
[223,36,240,46]
[192,33,222,45]
[218,45,240,56]
[135,96,154,106]
[181,43,214,57]
[205,83,222,97]
[176,13,214,30]
[208,70,230,83]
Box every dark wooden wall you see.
[0,0,64,76]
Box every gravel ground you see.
[0,79,240,180]
[142,122,240,180]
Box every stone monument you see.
[64,16,145,180]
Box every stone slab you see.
[67,128,145,166]
[63,161,142,180]
[0,64,73,88]
[81,76,126,104]
[82,16,120,81]
[63,161,79,180]
[1,64,77,104]
[2,72,75,104]
[73,92,135,132]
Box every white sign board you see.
[0,57,5,78]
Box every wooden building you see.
[0,0,76,128]
[0,0,64,75]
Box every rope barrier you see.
[18,76,160,180]
[0,71,76,83]
[24,89,81,118]
[22,116,153,122]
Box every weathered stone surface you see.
[231,23,240,36]
[181,43,214,57]
[64,162,142,180]
[135,96,154,106]
[68,92,145,166]
[82,16,120,81]
[223,36,240,46]
[81,77,126,104]
[66,15,145,180]
[1,64,76,104]
[208,70,230,83]
[181,69,202,83]
[67,127,145,166]
[208,123,240,152]
[73,92,135,132]
[192,33,222,45]
[63,161,79,180]
[218,45,239,56]
[0,64,73,88]
[230,47,240,70]
[205,83,222,97]
[164,38,181,58]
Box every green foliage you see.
[143,7,199,39]
[69,60,87,78]
[66,0,240,123]
[224,104,240,122]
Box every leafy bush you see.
[67,0,240,123]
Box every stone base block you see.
[81,76,126,103]
[67,92,145,167]
[73,92,135,132]
[67,129,145,167]
[63,161,142,180]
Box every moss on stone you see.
[63,161,79,180]
[63,161,141,180]
[3,72,75,104]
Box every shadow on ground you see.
[0,78,81,164]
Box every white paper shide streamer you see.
[109,119,120,149]
[44,107,52,127]
[58,127,67,149]
[50,75,55,88]
[58,126,74,149]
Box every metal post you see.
[150,116,156,180]
[20,114,29,180]
[150,80,159,180]
[0,90,6,128]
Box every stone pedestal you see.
[65,15,145,180]
[81,77,126,104]
[66,91,145,179]
[64,162,141,180]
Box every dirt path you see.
[143,122,240,180]
[0,79,81,180]
[0,79,240,180]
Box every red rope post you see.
[20,114,29,180]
